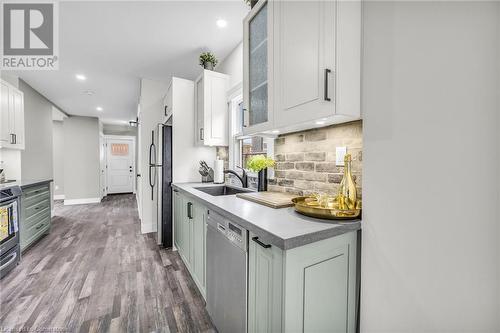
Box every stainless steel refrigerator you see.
[149,124,172,248]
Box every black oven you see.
[0,186,21,279]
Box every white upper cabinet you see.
[195,70,229,146]
[243,0,274,135]
[243,0,361,135]
[0,80,25,150]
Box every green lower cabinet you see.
[173,190,207,298]
[248,231,358,333]
[20,183,52,252]
[248,232,283,333]
[190,202,206,297]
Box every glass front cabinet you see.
[243,0,274,135]
[243,0,361,136]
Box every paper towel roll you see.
[213,159,224,184]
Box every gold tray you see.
[292,196,361,221]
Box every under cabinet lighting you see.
[271,130,280,134]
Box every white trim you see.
[64,197,101,206]
[136,193,141,220]
[141,222,154,234]
[53,194,65,200]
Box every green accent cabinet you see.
[190,202,207,296]
[173,190,207,299]
[248,230,358,333]
[20,183,52,252]
[248,231,283,333]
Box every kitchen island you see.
[172,182,361,333]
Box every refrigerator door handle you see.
[149,130,156,200]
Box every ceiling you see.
[11,1,248,124]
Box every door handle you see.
[164,105,168,116]
[324,68,331,101]
[252,236,271,248]
[0,251,17,271]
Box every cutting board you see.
[236,191,296,209]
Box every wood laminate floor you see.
[0,194,215,333]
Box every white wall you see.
[52,121,64,197]
[171,77,216,183]
[138,78,168,233]
[63,116,100,202]
[19,80,54,181]
[0,149,21,180]
[361,2,500,332]
[217,42,243,91]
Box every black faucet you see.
[223,166,248,188]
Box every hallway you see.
[0,194,214,333]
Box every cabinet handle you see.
[252,236,271,248]
[242,109,249,127]
[324,68,331,101]
[164,105,168,116]
[36,223,45,230]
[200,128,204,141]
[10,134,15,144]
[187,202,193,219]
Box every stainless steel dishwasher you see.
[206,210,248,333]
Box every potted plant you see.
[199,52,218,70]
[246,155,275,191]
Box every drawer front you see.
[23,184,50,199]
[23,190,50,207]
[21,215,50,251]
[23,206,50,229]
[24,198,51,220]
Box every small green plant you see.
[199,52,218,69]
[246,155,275,173]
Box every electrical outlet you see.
[336,147,347,166]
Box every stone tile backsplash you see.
[268,120,362,197]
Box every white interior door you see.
[106,137,135,194]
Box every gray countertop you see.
[172,183,361,250]
[0,178,53,190]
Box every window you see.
[228,91,274,176]
[241,136,267,169]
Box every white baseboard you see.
[54,194,65,200]
[64,197,101,206]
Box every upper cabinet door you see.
[0,81,11,144]
[274,1,336,128]
[195,70,229,146]
[0,80,24,149]
[243,0,274,135]
[11,88,24,149]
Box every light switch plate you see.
[336,147,347,166]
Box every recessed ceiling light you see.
[216,19,227,28]
[96,106,103,111]
[75,74,86,81]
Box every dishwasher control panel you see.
[208,210,248,252]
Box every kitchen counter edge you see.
[172,183,361,250]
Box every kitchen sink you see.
[194,185,253,196]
